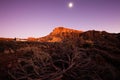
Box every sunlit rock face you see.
[39,27,83,42]
[51,27,82,35]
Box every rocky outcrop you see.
[39,27,83,42]
[50,27,82,35]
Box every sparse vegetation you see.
[0,28,120,80]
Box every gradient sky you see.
[0,0,120,38]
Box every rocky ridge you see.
[39,27,83,42]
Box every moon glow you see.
[68,2,73,8]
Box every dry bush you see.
[0,40,119,80]
[7,43,85,80]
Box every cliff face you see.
[39,27,83,42]
[39,27,120,48]
[50,27,82,35]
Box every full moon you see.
[68,2,73,8]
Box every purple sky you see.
[0,0,120,38]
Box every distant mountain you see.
[39,27,120,46]
[38,27,83,42]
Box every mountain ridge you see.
[38,27,83,42]
[38,27,120,43]
[0,27,119,42]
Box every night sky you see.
[0,0,120,38]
